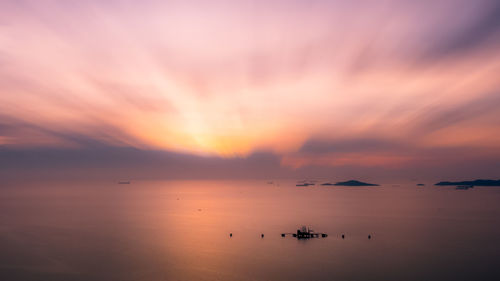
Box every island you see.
[435,179,500,186]
[322,180,379,186]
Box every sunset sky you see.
[1,0,500,180]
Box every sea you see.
[1,180,499,281]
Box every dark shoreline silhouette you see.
[322,180,379,186]
[435,179,500,186]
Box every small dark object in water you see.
[198,209,202,211]
[368,235,371,239]
[296,180,316,186]
[417,183,425,186]
[296,226,327,239]
[342,234,345,239]
[456,185,474,190]
[282,226,327,239]
[261,234,264,238]
[296,183,314,187]
[118,181,130,184]
[230,233,232,237]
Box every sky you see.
[1,0,500,181]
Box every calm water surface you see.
[1,180,499,281]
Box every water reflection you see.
[0,180,499,280]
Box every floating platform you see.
[281,226,327,239]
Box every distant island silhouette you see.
[322,180,379,186]
[435,179,500,186]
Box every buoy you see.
[368,234,371,239]
[230,233,232,237]
[341,234,345,239]
[261,234,264,238]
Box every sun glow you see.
[1,0,500,168]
